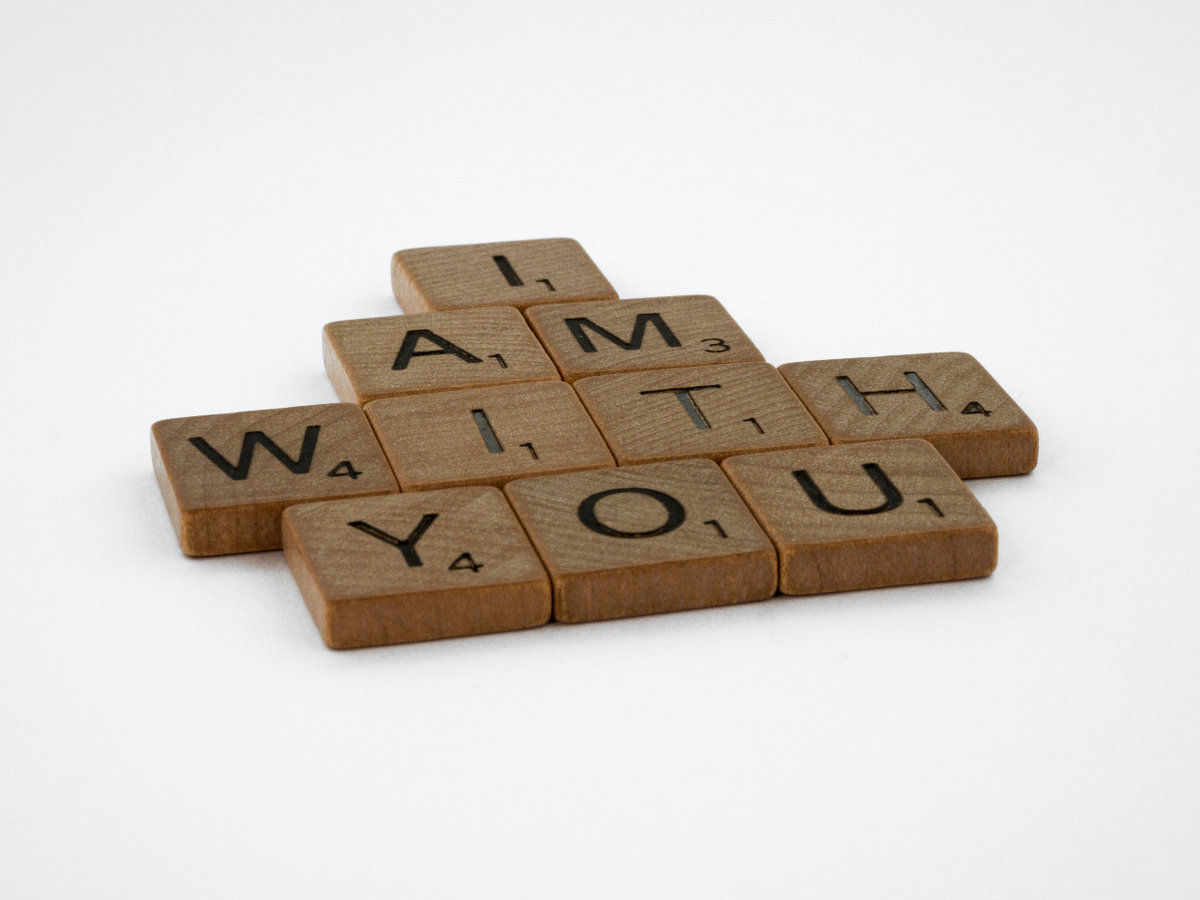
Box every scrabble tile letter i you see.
[391,238,617,313]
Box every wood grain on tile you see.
[523,295,762,382]
[323,307,560,405]
[364,381,615,491]
[283,487,551,649]
[504,459,777,623]
[779,352,1038,478]
[722,439,997,595]
[391,238,617,313]
[152,404,398,556]
[573,361,828,465]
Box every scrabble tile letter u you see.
[722,439,997,595]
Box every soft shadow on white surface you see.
[3,1,1199,897]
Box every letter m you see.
[188,425,321,481]
[564,313,682,353]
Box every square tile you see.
[364,381,615,491]
[722,439,997,595]
[152,404,398,556]
[504,459,777,623]
[574,361,828,465]
[778,352,1038,477]
[523,295,763,382]
[283,488,551,649]
[323,307,560,405]
[391,238,617,313]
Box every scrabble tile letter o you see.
[505,459,777,623]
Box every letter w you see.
[564,313,682,353]
[188,425,321,481]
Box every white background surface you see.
[3,2,1198,897]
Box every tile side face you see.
[524,295,763,381]
[391,238,617,313]
[152,404,399,556]
[722,439,997,595]
[283,488,551,648]
[504,459,777,623]
[779,352,1038,477]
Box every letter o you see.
[577,487,686,539]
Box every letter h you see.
[837,371,946,416]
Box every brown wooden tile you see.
[722,439,997,595]
[391,238,617,313]
[523,295,763,382]
[573,361,828,465]
[504,459,777,623]
[323,307,560,405]
[364,381,615,491]
[152,404,398,556]
[283,487,551,649]
[778,352,1038,478]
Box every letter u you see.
[791,463,904,515]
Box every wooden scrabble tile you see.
[778,352,1038,478]
[323,307,560,405]
[364,381,615,491]
[152,404,399,556]
[721,439,997,595]
[523,295,763,382]
[391,238,617,313]
[504,459,777,623]
[283,487,551,649]
[573,361,828,466]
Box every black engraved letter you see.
[791,463,904,515]
[836,372,946,416]
[348,514,439,567]
[577,487,686,538]
[189,425,321,481]
[639,384,721,430]
[564,313,682,354]
[392,329,483,370]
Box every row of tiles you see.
[285,441,998,649]
[324,297,1038,464]
[155,240,1036,558]
[323,296,1038,478]
[152,350,1035,557]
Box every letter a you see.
[392,329,483,370]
